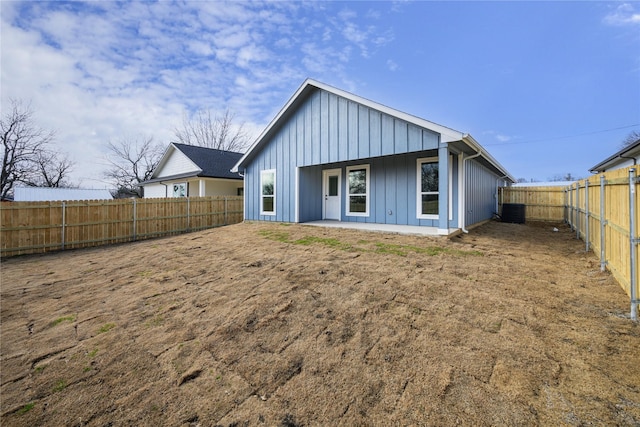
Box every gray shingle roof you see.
[172,143,244,180]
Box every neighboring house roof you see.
[14,187,113,201]
[232,78,515,182]
[589,139,640,173]
[142,143,244,185]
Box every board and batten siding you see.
[243,87,457,225]
[465,158,502,226]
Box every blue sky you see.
[2,1,639,186]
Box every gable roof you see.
[144,143,244,184]
[14,187,113,201]
[232,79,514,182]
[589,138,640,173]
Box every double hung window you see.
[417,158,438,219]
[260,169,276,215]
[346,165,369,216]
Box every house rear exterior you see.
[232,79,514,234]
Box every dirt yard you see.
[1,221,638,426]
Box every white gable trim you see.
[152,143,201,179]
[232,79,514,183]
[233,79,464,173]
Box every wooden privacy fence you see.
[0,196,243,257]
[500,166,639,320]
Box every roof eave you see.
[232,78,466,172]
[461,134,516,183]
[589,140,640,173]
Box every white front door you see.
[323,169,341,220]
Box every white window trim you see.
[260,169,276,216]
[172,182,187,198]
[346,164,370,217]
[416,157,439,220]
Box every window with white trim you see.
[346,164,369,216]
[417,157,438,219]
[260,169,276,215]
[172,182,187,197]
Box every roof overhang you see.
[140,172,242,186]
[232,78,515,183]
[589,139,640,173]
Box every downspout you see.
[619,154,637,166]
[495,175,509,216]
[461,150,482,234]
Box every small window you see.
[346,164,369,216]
[417,158,438,219]
[328,175,339,197]
[173,182,187,197]
[260,170,275,215]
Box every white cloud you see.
[603,3,640,26]
[387,60,399,71]
[1,1,399,187]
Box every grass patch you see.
[259,227,483,257]
[52,380,67,393]
[17,402,34,415]
[97,323,115,334]
[375,242,483,257]
[87,348,98,358]
[34,365,46,373]
[50,315,76,327]
[145,315,164,328]
[293,236,352,250]
[258,229,290,243]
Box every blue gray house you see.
[232,79,514,235]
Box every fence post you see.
[569,185,574,230]
[600,174,606,272]
[576,183,580,239]
[629,168,637,321]
[585,180,590,252]
[61,202,66,251]
[186,197,191,232]
[224,197,228,226]
[132,199,137,241]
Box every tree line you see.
[1,99,250,199]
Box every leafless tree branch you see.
[174,108,250,152]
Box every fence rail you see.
[0,196,243,257]
[500,166,639,320]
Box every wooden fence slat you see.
[0,196,243,257]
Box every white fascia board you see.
[151,144,176,179]
[306,79,465,143]
[232,78,465,172]
[461,134,516,183]
[232,80,312,172]
[153,143,202,179]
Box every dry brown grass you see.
[1,221,639,426]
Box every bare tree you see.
[25,150,75,188]
[174,108,250,152]
[1,99,65,199]
[103,135,163,198]
[621,130,640,149]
